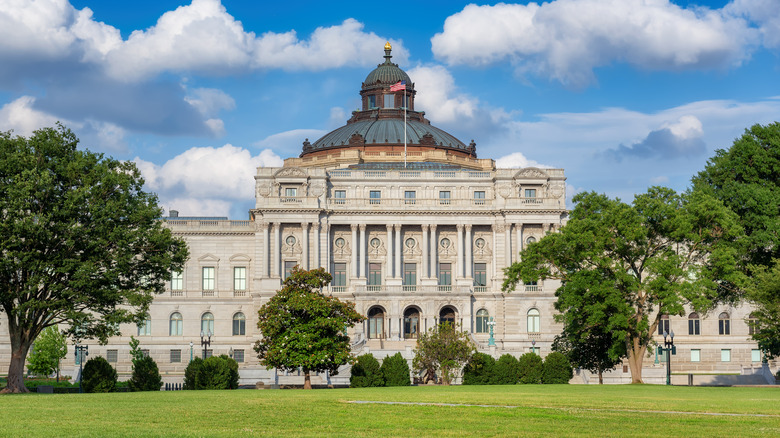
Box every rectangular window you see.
[752,349,762,362]
[368,263,382,286]
[202,267,215,290]
[403,263,417,286]
[719,319,730,335]
[474,263,487,287]
[690,349,700,362]
[137,319,151,336]
[688,319,700,335]
[438,263,452,286]
[721,349,731,362]
[658,346,668,363]
[369,190,381,205]
[368,95,376,108]
[332,263,347,287]
[171,271,183,291]
[525,188,536,198]
[384,94,395,109]
[234,267,246,291]
[170,349,181,363]
[474,191,485,205]
[106,350,118,363]
[439,191,451,205]
[284,261,297,280]
[334,190,346,204]
[404,190,416,205]
[285,187,297,197]
[658,318,670,335]
[233,349,245,363]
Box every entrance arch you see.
[367,306,385,339]
[439,306,457,326]
[403,306,421,339]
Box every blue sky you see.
[1,0,779,218]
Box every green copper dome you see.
[363,43,411,86]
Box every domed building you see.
[17,44,766,386]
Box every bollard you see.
[688,374,693,386]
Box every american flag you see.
[390,80,406,91]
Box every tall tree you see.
[254,267,364,389]
[503,188,744,383]
[26,326,68,381]
[412,322,475,385]
[745,261,780,358]
[0,125,188,393]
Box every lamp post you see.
[662,331,675,386]
[228,347,234,360]
[487,317,496,346]
[531,339,537,355]
[200,331,212,359]
[74,344,88,393]
[189,341,194,363]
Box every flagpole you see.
[404,91,407,168]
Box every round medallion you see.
[405,238,416,248]
[475,238,485,248]
[335,237,345,248]
[286,235,296,246]
[440,238,451,248]
[370,238,381,248]
[526,236,536,244]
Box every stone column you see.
[261,222,269,278]
[517,223,523,255]
[456,224,464,278]
[273,222,281,278]
[430,224,437,277]
[301,222,309,270]
[313,222,321,268]
[323,223,331,272]
[359,224,367,279]
[504,223,512,268]
[465,224,472,278]
[386,225,394,278]
[421,224,429,279]
[351,224,358,278]
[394,224,402,279]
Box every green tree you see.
[82,356,117,393]
[254,267,365,389]
[504,188,744,383]
[128,336,162,392]
[26,326,68,381]
[0,125,189,393]
[183,357,203,390]
[552,327,622,384]
[412,322,475,385]
[518,352,543,384]
[462,352,495,385]
[542,351,573,384]
[745,261,780,358]
[380,352,411,387]
[350,353,383,388]
[490,354,519,385]
[197,355,239,390]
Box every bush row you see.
[350,353,411,387]
[183,355,239,390]
[463,352,573,385]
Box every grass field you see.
[1,385,779,437]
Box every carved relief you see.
[473,234,493,257]
[514,168,549,179]
[257,181,272,197]
[274,167,307,178]
[402,234,421,256]
[497,183,513,199]
[282,234,302,256]
[367,235,387,257]
[438,234,457,257]
[309,182,326,197]
[548,181,565,198]
[332,233,351,258]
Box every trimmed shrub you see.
[463,353,495,385]
[183,357,203,390]
[82,356,117,393]
[518,352,543,384]
[129,356,163,391]
[350,353,384,388]
[196,355,239,390]
[542,352,573,384]
[381,352,411,386]
[491,354,520,385]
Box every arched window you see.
[748,312,758,336]
[439,307,456,326]
[527,308,540,333]
[719,312,730,335]
[658,314,670,335]
[201,312,214,336]
[404,307,420,339]
[233,312,246,336]
[526,236,536,245]
[688,312,700,335]
[368,307,384,339]
[476,309,489,333]
[169,312,183,336]
[138,318,151,336]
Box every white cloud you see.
[431,0,760,87]
[650,175,670,184]
[134,144,283,217]
[495,152,551,169]
[408,65,479,124]
[0,96,62,136]
[254,128,327,156]
[603,115,707,161]
[727,0,780,49]
[184,87,235,118]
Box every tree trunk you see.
[303,368,312,390]
[627,338,646,384]
[2,332,32,394]
[598,370,603,384]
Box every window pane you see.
[285,187,297,197]
[107,350,118,363]
[438,263,452,286]
[170,313,183,336]
[721,349,731,362]
[234,267,246,291]
[332,263,347,287]
[525,189,536,198]
[284,261,296,280]
[439,191,451,205]
[202,267,215,290]
[404,191,416,205]
[368,95,376,108]
[752,349,761,362]
[171,271,183,290]
[690,349,700,362]
[138,319,151,336]
[528,309,540,333]
[474,263,487,287]
[474,191,485,205]
[384,94,394,108]
[403,263,416,285]
[233,349,245,363]
[170,349,181,363]
[201,312,214,335]
[233,312,246,336]
[334,190,346,204]
[368,263,381,286]
[370,190,381,204]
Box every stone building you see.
[1,44,772,385]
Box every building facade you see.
[1,44,773,385]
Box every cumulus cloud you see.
[254,128,327,157]
[134,144,283,217]
[0,96,63,136]
[603,115,707,161]
[431,0,760,87]
[727,0,780,49]
[495,152,552,169]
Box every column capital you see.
[301,222,310,229]
[311,222,321,231]
[393,223,401,231]
[456,224,464,232]
[421,224,430,231]
[351,224,359,231]
[359,224,367,231]
[465,224,472,232]
[430,224,437,232]
[386,224,394,232]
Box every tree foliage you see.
[552,327,621,384]
[82,356,117,393]
[412,322,475,385]
[746,261,780,358]
[0,125,189,393]
[197,355,239,390]
[254,267,365,389]
[350,353,383,388]
[504,188,744,383]
[490,354,520,385]
[183,357,203,390]
[518,353,543,384]
[26,326,67,380]
[462,352,495,385]
[128,337,162,391]
[380,352,411,387]
[542,352,573,384]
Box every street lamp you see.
[200,331,212,359]
[74,344,88,393]
[228,347,234,359]
[189,341,194,362]
[531,339,537,355]
[662,331,676,386]
[487,317,496,346]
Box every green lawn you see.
[1,385,779,437]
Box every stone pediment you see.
[273,167,307,179]
[198,254,220,262]
[229,254,251,262]
[514,167,549,180]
